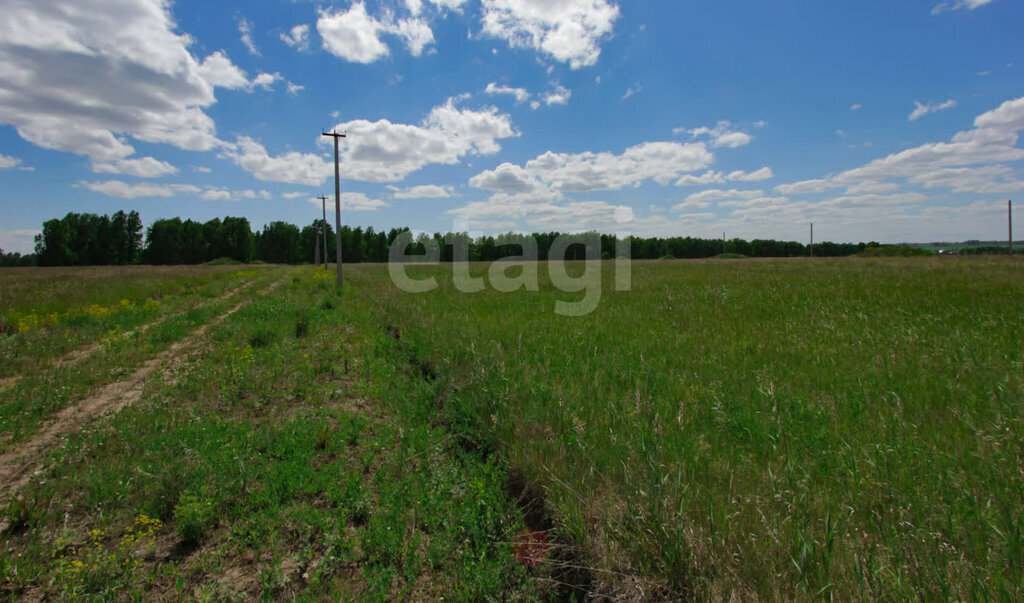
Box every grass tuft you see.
[173,493,216,544]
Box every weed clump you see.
[247,326,276,348]
[4,497,33,532]
[0,315,15,336]
[294,314,310,338]
[173,494,216,543]
[315,423,331,450]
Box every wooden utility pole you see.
[322,131,346,288]
[317,195,329,269]
[314,227,321,266]
[810,222,814,258]
[1010,200,1014,256]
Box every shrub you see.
[859,245,933,257]
[204,257,242,266]
[173,494,216,543]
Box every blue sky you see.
[1,0,1023,253]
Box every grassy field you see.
[1,258,1022,599]
[352,256,1024,599]
[0,267,531,599]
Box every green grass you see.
[347,256,1024,599]
[0,270,285,446]
[0,266,269,377]
[0,268,529,599]
[0,265,264,318]
[3,258,1022,599]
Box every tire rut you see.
[0,281,258,395]
[55,280,258,369]
[0,278,284,504]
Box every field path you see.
[0,281,257,396]
[0,280,260,397]
[54,280,258,369]
[0,278,283,504]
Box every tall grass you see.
[350,257,1024,598]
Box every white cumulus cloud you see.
[480,0,621,69]
[771,95,1024,200]
[201,188,272,201]
[223,137,331,186]
[0,0,232,164]
[727,167,774,182]
[392,17,435,56]
[317,3,435,63]
[196,52,281,93]
[676,121,753,149]
[196,51,250,90]
[471,140,713,195]
[226,98,517,185]
[485,82,531,104]
[318,3,392,63]
[907,165,1024,194]
[675,170,725,186]
[330,97,517,182]
[543,85,572,106]
[390,184,455,198]
[91,157,178,178]
[76,180,201,199]
[306,192,389,211]
[280,24,311,51]
[683,188,764,205]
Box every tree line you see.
[11,210,888,267]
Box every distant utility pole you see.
[722,231,726,255]
[810,222,814,258]
[1010,200,1014,256]
[314,226,321,266]
[317,195,330,269]
[322,130,346,288]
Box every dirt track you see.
[0,281,257,395]
[0,279,282,504]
